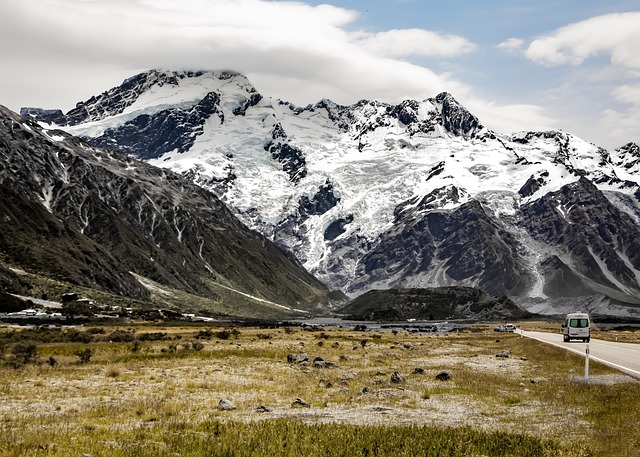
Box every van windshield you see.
[569,318,589,328]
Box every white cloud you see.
[0,0,464,107]
[354,29,476,58]
[612,84,640,105]
[602,84,640,147]
[497,38,524,53]
[521,11,640,147]
[0,0,557,143]
[464,98,556,137]
[525,12,640,71]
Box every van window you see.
[569,318,589,328]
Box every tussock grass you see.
[0,418,584,457]
[0,325,638,456]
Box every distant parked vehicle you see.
[494,324,516,332]
[562,312,591,342]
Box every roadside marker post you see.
[585,344,590,379]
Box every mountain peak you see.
[431,92,484,137]
[20,69,258,128]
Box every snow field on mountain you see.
[43,70,640,303]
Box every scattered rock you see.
[313,357,326,368]
[435,370,452,381]
[520,357,528,361]
[291,397,310,408]
[496,350,511,358]
[217,398,236,411]
[375,371,387,376]
[372,406,394,412]
[390,371,405,384]
[361,386,371,394]
[341,373,356,382]
[255,405,272,413]
[413,367,425,374]
[403,343,412,350]
[287,353,308,364]
[332,342,340,348]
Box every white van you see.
[562,312,591,342]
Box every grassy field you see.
[0,323,638,456]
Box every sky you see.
[1,0,639,149]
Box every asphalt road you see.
[521,330,640,379]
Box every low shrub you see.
[104,329,136,343]
[76,347,93,364]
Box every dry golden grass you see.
[0,324,638,456]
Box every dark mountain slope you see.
[0,105,329,314]
[338,287,529,321]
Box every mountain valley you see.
[8,69,640,320]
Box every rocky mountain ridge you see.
[1,103,330,317]
[21,70,640,318]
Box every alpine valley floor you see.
[1,322,639,456]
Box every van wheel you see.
[563,335,569,342]
[586,337,590,343]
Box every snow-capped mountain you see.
[1,103,330,317]
[22,69,640,313]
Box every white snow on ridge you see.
[52,71,640,300]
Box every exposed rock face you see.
[265,123,307,183]
[89,92,223,160]
[20,70,640,311]
[612,142,640,174]
[0,104,329,313]
[434,92,484,137]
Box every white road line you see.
[521,330,640,379]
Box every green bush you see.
[138,332,168,341]
[208,327,241,340]
[6,341,38,368]
[75,348,93,364]
[104,329,136,342]
[195,329,214,340]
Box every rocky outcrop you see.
[434,92,484,137]
[265,123,307,183]
[338,286,529,321]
